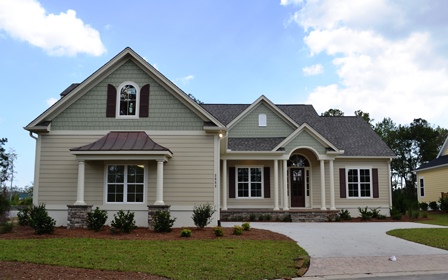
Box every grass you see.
[387,212,448,251]
[0,238,307,280]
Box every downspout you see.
[388,158,393,211]
[28,132,39,205]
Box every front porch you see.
[220,208,339,222]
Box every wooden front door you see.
[290,168,305,207]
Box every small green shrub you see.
[390,207,402,220]
[265,214,272,221]
[17,207,31,226]
[110,210,137,234]
[370,207,381,218]
[407,209,420,219]
[282,214,292,222]
[213,226,224,237]
[439,197,448,213]
[377,214,387,220]
[421,211,428,218]
[358,206,372,220]
[0,221,13,234]
[87,207,108,232]
[241,222,250,231]
[29,204,56,235]
[152,210,176,233]
[338,209,352,220]
[192,203,215,229]
[249,213,256,221]
[233,225,243,235]
[419,202,429,211]
[180,228,192,237]
[258,214,265,221]
[429,201,439,211]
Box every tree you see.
[321,109,344,117]
[187,93,203,104]
[354,110,374,128]
[0,138,9,187]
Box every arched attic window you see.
[106,82,150,118]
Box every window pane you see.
[360,183,370,197]
[107,184,124,202]
[108,165,124,183]
[127,184,144,202]
[238,183,249,197]
[251,183,262,197]
[348,183,358,197]
[237,168,248,182]
[120,85,137,116]
[251,168,262,182]
[360,169,370,183]
[348,169,358,183]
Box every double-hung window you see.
[107,164,145,203]
[237,167,263,198]
[347,168,371,198]
[117,81,140,118]
[419,177,425,197]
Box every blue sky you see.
[1,0,448,189]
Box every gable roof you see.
[415,154,448,172]
[25,47,225,132]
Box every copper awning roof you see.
[70,131,172,153]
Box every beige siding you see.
[37,133,216,207]
[417,167,448,203]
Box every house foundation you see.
[67,205,92,229]
[147,205,171,229]
[220,209,339,222]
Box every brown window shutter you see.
[106,84,116,117]
[339,168,346,198]
[264,167,270,198]
[372,168,379,198]
[229,167,235,198]
[139,84,150,117]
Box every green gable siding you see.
[229,103,294,138]
[51,60,204,131]
[284,130,327,154]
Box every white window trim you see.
[346,167,373,199]
[419,176,425,198]
[258,114,267,127]
[104,163,147,204]
[235,166,264,199]
[116,81,140,119]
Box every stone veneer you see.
[147,205,171,229]
[220,209,339,222]
[67,205,92,229]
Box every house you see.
[24,47,395,228]
[415,136,448,204]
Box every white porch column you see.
[283,159,289,210]
[222,159,228,210]
[74,160,86,205]
[155,160,165,205]
[329,159,336,210]
[274,160,279,210]
[320,159,326,210]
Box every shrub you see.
[180,228,192,237]
[17,207,31,226]
[110,210,137,234]
[192,203,215,229]
[439,197,448,213]
[0,221,13,234]
[213,226,224,237]
[429,201,439,211]
[377,214,387,220]
[408,209,420,219]
[249,213,256,221]
[0,187,10,225]
[152,210,176,233]
[419,202,429,211]
[29,204,56,235]
[370,207,381,219]
[258,214,265,221]
[422,211,428,218]
[265,214,272,221]
[233,225,243,235]
[390,207,402,220]
[87,207,108,232]
[358,206,372,220]
[338,209,352,220]
[282,214,292,222]
[241,222,250,231]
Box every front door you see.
[290,168,305,207]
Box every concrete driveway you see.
[222,222,448,278]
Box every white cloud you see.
[46,97,58,106]
[303,64,323,76]
[179,75,194,84]
[287,0,448,127]
[280,0,303,6]
[0,0,106,56]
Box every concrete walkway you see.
[222,222,448,278]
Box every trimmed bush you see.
[192,203,215,229]
[233,225,243,235]
[152,210,176,233]
[29,204,56,235]
[241,222,250,231]
[429,201,439,211]
[87,207,108,232]
[180,228,192,237]
[17,207,31,226]
[213,226,224,237]
[110,210,137,234]
[439,197,448,213]
[419,202,429,211]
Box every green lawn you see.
[387,212,448,251]
[0,238,307,280]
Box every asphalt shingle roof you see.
[415,154,448,171]
[228,137,286,151]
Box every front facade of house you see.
[415,136,448,203]
[25,48,395,227]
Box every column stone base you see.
[67,205,92,229]
[147,205,171,230]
